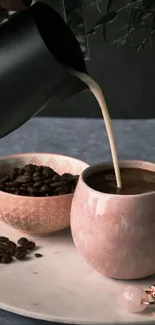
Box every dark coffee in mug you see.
[85,168,155,195]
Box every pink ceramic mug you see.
[71,160,155,280]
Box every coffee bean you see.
[17,237,29,246]
[20,188,28,195]
[58,191,70,195]
[73,175,79,180]
[24,172,33,180]
[27,187,39,197]
[0,236,41,264]
[43,167,54,178]
[52,175,61,182]
[44,178,55,185]
[4,187,12,193]
[40,184,49,193]
[25,164,35,172]
[0,164,79,197]
[20,182,33,187]
[27,186,35,194]
[14,190,20,195]
[73,175,79,184]
[20,186,27,190]
[35,253,43,258]
[14,168,19,173]
[16,175,31,183]
[33,171,41,177]
[14,251,27,260]
[0,175,9,183]
[8,241,16,255]
[5,181,19,187]
[7,187,19,192]
[18,168,25,175]
[4,182,12,187]
[0,249,7,257]
[0,241,8,249]
[16,246,27,253]
[33,175,44,182]
[70,186,75,193]
[25,241,36,250]
[33,181,43,188]
[1,254,13,264]
[0,182,4,190]
[9,170,18,181]
[61,173,74,181]
[47,188,54,195]
[0,245,8,253]
[55,186,68,194]
[50,181,66,189]
[0,236,9,243]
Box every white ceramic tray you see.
[0,221,155,324]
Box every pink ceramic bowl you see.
[71,160,155,280]
[0,153,89,235]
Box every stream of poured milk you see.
[71,70,122,189]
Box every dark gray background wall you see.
[39,1,155,119]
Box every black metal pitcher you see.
[0,1,88,139]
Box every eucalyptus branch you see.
[117,0,142,13]
[137,28,155,51]
[87,0,155,51]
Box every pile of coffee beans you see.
[0,164,79,197]
[0,236,42,264]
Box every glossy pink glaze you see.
[71,160,155,280]
[0,153,89,235]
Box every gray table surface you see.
[0,117,155,325]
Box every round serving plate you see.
[0,221,154,324]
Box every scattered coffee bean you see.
[25,241,36,250]
[14,250,27,260]
[0,164,79,197]
[8,241,16,255]
[0,247,7,255]
[0,236,9,243]
[35,253,43,258]
[1,254,13,264]
[0,236,43,265]
[17,237,29,246]
[15,246,27,253]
